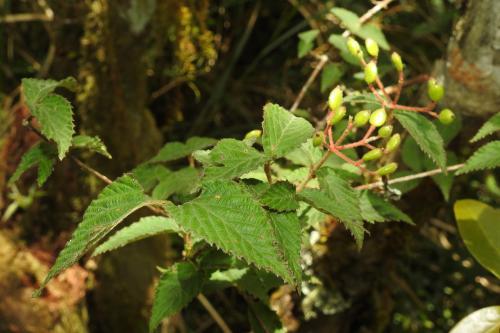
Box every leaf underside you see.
[9,142,57,186]
[150,137,217,163]
[34,175,152,296]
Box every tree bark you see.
[440,0,500,116]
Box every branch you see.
[196,294,233,333]
[296,151,332,193]
[341,0,395,37]
[290,54,328,112]
[355,164,465,190]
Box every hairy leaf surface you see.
[359,191,413,224]
[395,110,446,170]
[92,216,179,256]
[166,180,301,285]
[204,139,267,180]
[456,141,500,175]
[72,135,111,158]
[34,175,152,295]
[152,167,200,199]
[262,103,314,158]
[470,113,500,143]
[9,142,57,186]
[149,262,205,332]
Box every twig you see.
[0,13,52,24]
[355,163,465,190]
[296,151,331,193]
[264,162,273,184]
[290,54,328,112]
[196,294,233,333]
[341,0,395,37]
[71,157,112,184]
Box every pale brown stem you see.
[296,151,332,193]
[341,0,395,37]
[197,294,233,333]
[354,163,465,190]
[290,54,328,112]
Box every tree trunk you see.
[440,0,500,116]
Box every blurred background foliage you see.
[0,0,498,332]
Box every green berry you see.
[354,110,370,127]
[378,125,393,138]
[312,132,325,147]
[244,129,262,140]
[329,106,346,125]
[438,108,455,125]
[328,86,343,111]
[347,37,362,57]
[376,162,398,176]
[369,108,387,127]
[385,133,401,153]
[391,52,404,72]
[364,61,378,84]
[362,148,383,162]
[365,38,379,58]
[427,78,444,102]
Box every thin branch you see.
[296,151,332,193]
[355,163,465,190]
[71,157,112,184]
[342,0,395,37]
[290,54,328,112]
[264,162,273,184]
[197,294,233,333]
[0,13,52,24]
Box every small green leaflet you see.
[166,180,302,285]
[454,200,500,278]
[321,63,345,92]
[470,113,500,143]
[330,7,389,49]
[92,216,179,256]
[456,141,500,175]
[359,191,413,224]
[262,103,314,158]
[298,29,319,58]
[450,306,500,333]
[34,175,152,296]
[204,139,267,180]
[149,262,205,332]
[328,34,360,65]
[9,142,57,186]
[394,110,446,171]
[149,137,217,163]
[22,78,76,160]
[72,135,111,158]
[152,167,200,199]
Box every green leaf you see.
[359,191,413,224]
[152,167,200,199]
[72,135,111,158]
[22,78,76,160]
[298,29,319,58]
[149,262,205,332]
[328,34,360,65]
[435,112,462,145]
[470,113,500,143]
[450,306,500,333]
[456,141,500,175]
[166,180,301,285]
[454,199,500,278]
[22,77,76,110]
[394,110,446,170]
[248,301,285,333]
[262,103,314,158]
[92,216,179,256]
[298,168,365,248]
[425,152,458,201]
[9,142,57,186]
[150,137,217,163]
[132,163,171,192]
[204,139,267,180]
[285,139,322,167]
[321,63,345,92]
[260,182,299,212]
[356,24,390,50]
[401,137,425,171]
[34,175,152,296]
[331,8,361,32]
